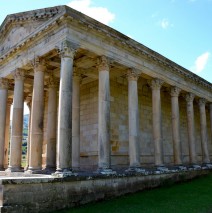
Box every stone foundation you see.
[0,170,210,213]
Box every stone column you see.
[170,86,182,165]
[149,78,164,167]
[127,69,140,169]
[25,97,32,170]
[8,69,25,172]
[98,55,112,173]
[45,74,57,170]
[209,103,212,168]
[72,70,81,171]
[198,98,210,164]
[4,99,13,169]
[210,103,212,141]
[185,93,197,165]
[56,41,76,174]
[0,78,8,170]
[28,57,46,172]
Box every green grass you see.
[55,173,212,213]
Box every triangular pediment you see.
[0,6,66,56]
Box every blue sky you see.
[0,0,212,83]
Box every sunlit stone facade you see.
[0,5,212,174]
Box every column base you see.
[25,166,43,174]
[125,167,146,174]
[154,166,169,174]
[173,165,187,171]
[203,163,212,169]
[6,166,22,172]
[188,164,201,170]
[52,169,77,178]
[97,168,116,175]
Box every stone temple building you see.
[0,5,212,176]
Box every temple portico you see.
[0,6,212,175]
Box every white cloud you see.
[191,52,210,73]
[67,0,115,25]
[160,19,171,29]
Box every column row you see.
[1,43,212,173]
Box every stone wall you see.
[80,80,98,169]
[0,170,210,213]
[41,76,212,169]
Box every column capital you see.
[198,98,207,107]
[97,55,110,72]
[185,93,195,103]
[58,40,77,59]
[170,86,181,97]
[47,74,57,88]
[148,78,164,90]
[13,68,25,80]
[127,68,139,81]
[0,78,8,89]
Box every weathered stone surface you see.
[0,4,212,212]
[0,170,210,213]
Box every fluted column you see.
[72,70,81,171]
[199,98,210,164]
[0,78,8,170]
[98,56,111,172]
[24,97,32,170]
[149,78,164,167]
[185,93,197,164]
[170,86,182,165]
[28,58,46,172]
[45,74,57,170]
[4,99,12,169]
[56,41,76,173]
[8,69,25,172]
[127,69,140,168]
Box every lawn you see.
[55,173,212,213]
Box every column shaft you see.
[56,41,75,172]
[46,75,57,170]
[149,79,164,167]
[199,98,210,164]
[171,87,182,165]
[28,58,45,171]
[72,72,81,170]
[4,99,12,169]
[98,56,111,170]
[210,104,212,141]
[185,93,197,164]
[0,78,8,170]
[127,69,140,168]
[8,69,25,171]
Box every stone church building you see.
[0,5,212,175]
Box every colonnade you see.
[0,40,212,174]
